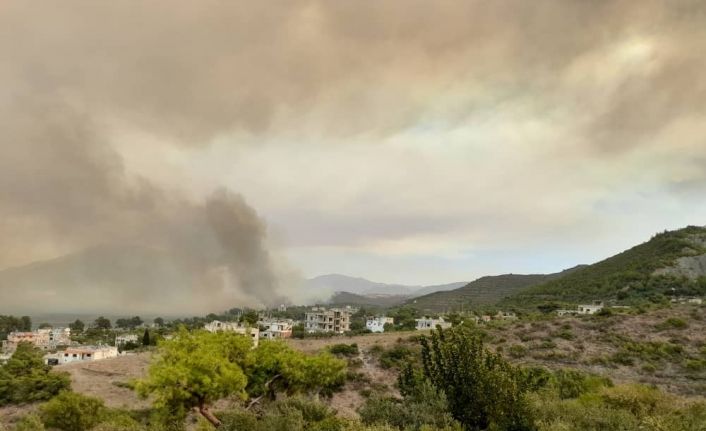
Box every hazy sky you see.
[2,0,705,290]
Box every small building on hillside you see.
[366,316,394,333]
[495,311,518,320]
[415,317,452,331]
[60,346,118,364]
[204,320,259,347]
[577,301,604,315]
[305,308,352,333]
[259,319,293,340]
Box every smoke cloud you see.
[1,1,705,310]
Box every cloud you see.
[0,0,705,297]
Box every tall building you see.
[305,308,351,333]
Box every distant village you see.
[2,295,703,366]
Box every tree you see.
[20,316,32,331]
[69,319,85,333]
[0,342,70,406]
[136,329,252,428]
[154,317,165,327]
[240,311,259,326]
[411,326,533,431]
[40,391,106,431]
[38,322,52,329]
[136,330,347,429]
[0,315,32,341]
[94,316,112,330]
[142,328,151,346]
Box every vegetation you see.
[0,315,31,341]
[507,226,706,308]
[135,328,346,428]
[0,342,70,406]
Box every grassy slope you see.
[504,226,706,307]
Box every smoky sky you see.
[1,1,706,312]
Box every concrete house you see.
[577,301,604,315]
[366,316,394,333]
[259,319,293,340]
[204,320,259,347]
[2,327,71,352]
[415,317,452,330]
[305,308,351,333]
[61,346,118,364]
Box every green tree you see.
[413,326,533,430]
[0,342,70,406]
[240,311,259,326]
[69,319,85,333]
[40,391,106,431]
[38,322,52,329]
[154,317,165,327]
[142,328,151,346]
[136,329,252,428]
[94,316,112,330]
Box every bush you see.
[0,342,71,406]
[509,344,528,358]
[14,414,46,431]
[40,391,107,431]
[656,318,688,331]
[378,345,413,369]
[552,369,612,400]
[329,343,359,357]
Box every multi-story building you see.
[365,316,394,333]
[305,308,351,333]
[60,345,119,364]
[2,328,71,352]
[259,319,293,340]
[204,320,259,347]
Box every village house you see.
[366,316,394,333]
[305,308,351,333]
[115,334,139,347]
[480,315,492,323]
[415,317,452,330]
[671,296,703,305]
[60,345,119,364]
[204,320,260,347]
[577,301,604,315]
[2,327,71,352]
[259,319,293,340]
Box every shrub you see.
[40,391,107,431]
[509,344,528,358]
[414,327,533,430]
[329,343,359,357]
[656,318,688,331]
[553,369,612,399]
[378,345,413,369]
[0,342,71,406]
[14,414,46,431]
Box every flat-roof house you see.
[366,317,394,333]
[61,346,118,364]
[415,317,452,331]
[204,320,259,347]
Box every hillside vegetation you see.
[409,267,582,312]
[506,226,706,308]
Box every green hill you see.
[504,225,706,308]
[407,267,582,312]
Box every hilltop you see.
[307,274,465,298]
[505,225,706,308]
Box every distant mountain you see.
[305,274,466,298]
[505,225,706,307]
[409,267,583,312]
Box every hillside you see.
[409,267,582,312]
[505,225,706,308]
[328,291,409,308]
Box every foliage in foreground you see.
[0,342,70,406]
[135,328,347,428]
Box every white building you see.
[415,317,452,330]
[60,346,118,364]
[204,320,259,347]
[305,308,351,333]
[259,319,293,340]
[115,334,139,347]
[577,302,604,315]
[495,311,518,320]
[366,317,394,333]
